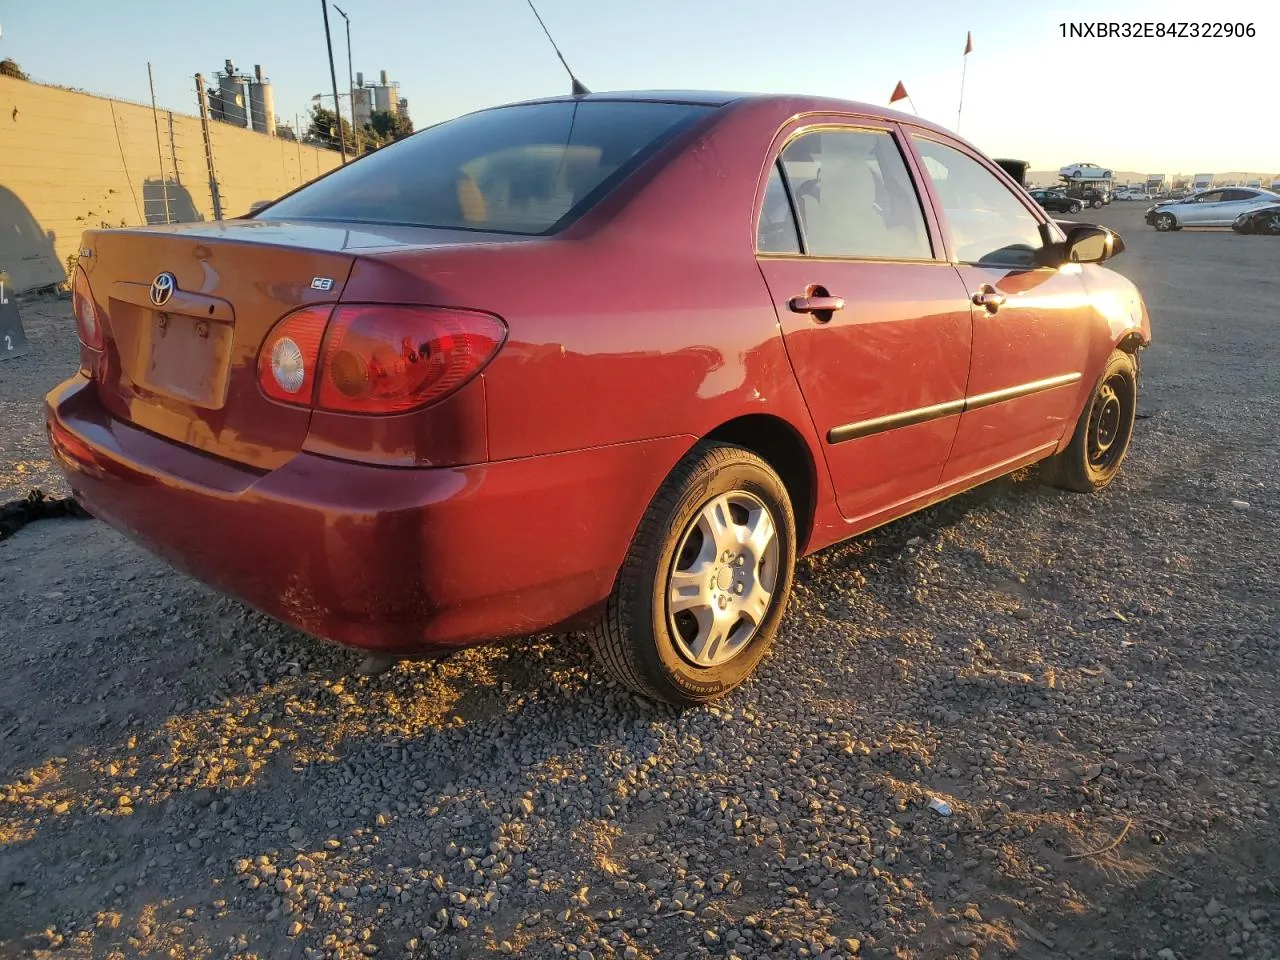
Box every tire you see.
[589,442,797,706]
[1091,198,1104,209]
[1069,202,1082,214]
[1041,350,1138,494]
[1154,212,1176,232]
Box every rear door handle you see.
[971,285,1006,313]
[783,293,844,320]
[789,295,845,315]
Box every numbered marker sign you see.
[0,276,30,361]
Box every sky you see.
[2,0,1277,174]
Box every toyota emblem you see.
[150,272,177,307]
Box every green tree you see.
[0,58,30,81]
[307,104,355,153]
[368,110,414,144]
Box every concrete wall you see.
[0,75,342,293]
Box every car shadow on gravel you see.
[1,526,667,955]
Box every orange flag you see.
[889,81,908,104]
[964,31,973,55]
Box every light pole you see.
[319,0,347,163]
[333,4,361,155]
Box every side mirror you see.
[1061,224,1121,264]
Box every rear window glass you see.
[259,100,712,235]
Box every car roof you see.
[486,90,955,137]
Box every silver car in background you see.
[1145,187,1280,231]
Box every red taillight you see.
[71,266,103,350]
[315,305,507,415]
[258,305,332,406]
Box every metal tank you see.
[353,86,373,128]
[248,64,276,136]
[372,71,398,114]
[216,60,250,127]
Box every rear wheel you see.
[589,442,796,706]
[1091,198,1104,209]
[1069,201,1082,214]
[1041,350,1138,493]
[1154,212,1176,231]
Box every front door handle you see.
[789,284,845,321]
[790,295,846,314]
[971,284,1006,313]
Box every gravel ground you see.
[1,204,1278,960]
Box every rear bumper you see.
[46,375,688,654]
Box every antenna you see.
[525,0,589,95]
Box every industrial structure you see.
[209,60,277,137]
[352,70,410,128]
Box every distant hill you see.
[1028,170,1278,188]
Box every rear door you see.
[905,133,1093,482]
[754,120,973,523]
[1216,188,1271,224]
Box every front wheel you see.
[1069,201,1082,214]
[1153,212,1176,232]
[1041,350,1138,493]
[1091,198,1104,209]
[589,442,797,706]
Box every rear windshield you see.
[259,100,713,235]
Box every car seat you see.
[801,138,921,258]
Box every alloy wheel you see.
[666,491,779,668]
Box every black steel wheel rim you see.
[1088,374,1132,470]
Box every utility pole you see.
[334,4,360,156]
[320,0,347,163]
[147,62,171,223]
[295,112,303,177]
[194,74,224,220]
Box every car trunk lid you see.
[81,220,510,471]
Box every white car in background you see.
[1060,162,1113,180]
[1145,187,1280,231]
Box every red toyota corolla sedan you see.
[46,91,1151,705]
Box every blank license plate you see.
[138,312,233,408]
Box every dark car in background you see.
[1232,203,1280,235]
[1029,189,1084,214]
[1063,185,1108,208]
